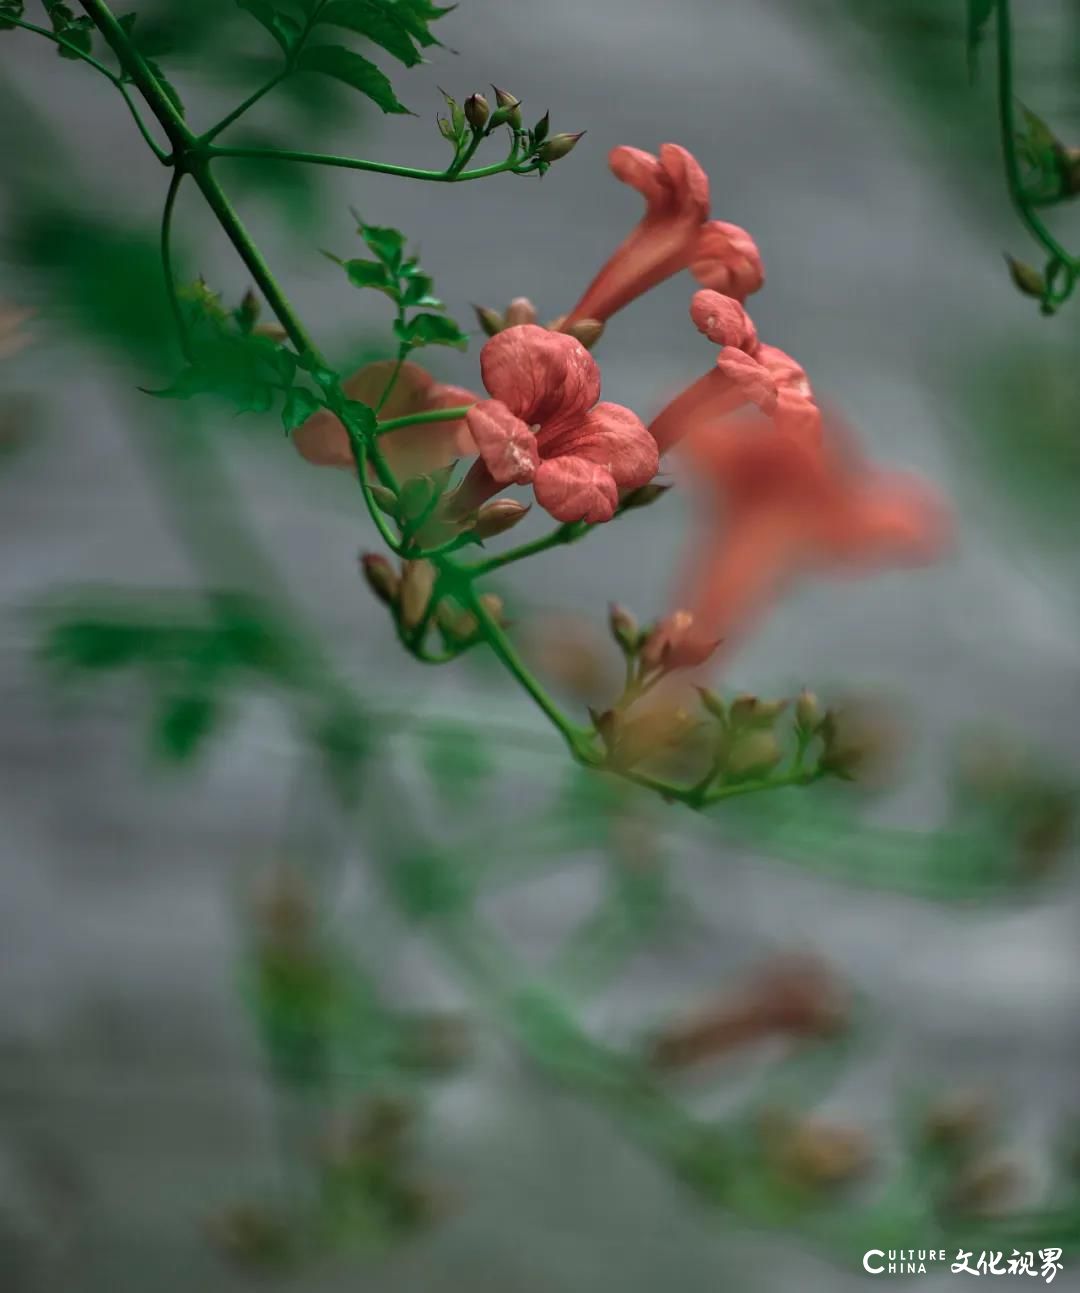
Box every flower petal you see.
[715,349,778,415]
[690,289,758,351]
[534,456,619,523]
[540,402,658,490]
[608,145,667,205]
[479,325,600,427]
[465,399,540,485]
[690,221,765,302]
[657,143,710,222]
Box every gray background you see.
[2,0,1080,1288]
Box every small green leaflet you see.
[0,2,25,34]
[154,690,220,763]
[394,312,468,349]
[343,258,395,292]
[359,223,406,268]
[296,44,410,115]
[234,0,302,55]
[281,385,322,431]
[41,1,93,58]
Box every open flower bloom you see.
[448,325,658,524]
[650,291,821,453]
[562,144,763,329]
[668,411,953,662]
[293,360,478,481]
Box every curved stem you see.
[375,405,471,437]
[995,0,1079,272]
[466,520,589,576]
[462,582,598,761]
[9,17,169,162]
[207,144,527,184]
[160,168,191,362]
[199,70,289,146]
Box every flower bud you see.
[479,592,505,624]
[563,317,605,349]
[922,1093,990,1152]
[640,609,713,672]
[436,602,478,645]
[795,688,822,733]
[399,560,436,630]
[472,498,530,539]
[238,288,260,332]
[608,603,640,654]
[770,1120,871,1190]
[943,1155,1019,1216]
[360,552,400,606]
[725,729,782,780]
[589,707,620,755]
[618,482,671,512]
[729,694,788,728]
[538,131,586,163]
[369,484,399,518]
[464,92,489,130]
[491,86,522,129]
[695,687,726,721]
[1005,254,1045,299]
[532,110,550,143]
[473,303,505,336]
[504,296,538,327]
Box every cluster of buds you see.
[692,687,793,783]
[317,1094,451,1235]
[473,296,605,351]
[437,84,583,174]
[918,1091,1021,1219]
[360,553,507,650]
[589,700,698,772]
[758,1109,872,1191]
[648,955,849,1071]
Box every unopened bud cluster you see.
[473,296,606,350]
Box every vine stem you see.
[994,0,1079,273]
[160,168,191,362]
[8,17,169,161]
[208,145,534,184]
[375,405,471,436]
[198,70,289,146]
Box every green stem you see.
[995,0,1079,272]
[198,70,289,146]
[160,168,191,362]
[462,583,598,761]
[207,145,528,183]
[10,17,169,161]
[465,520,590,576]
[374,405,471,437]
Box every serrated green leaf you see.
[341,398,377,437]
[343,257,395,293]
[281,386,322,431]
[317,0,425,67]
[359,223,406,268]
[394,312,468,349]
[235,0,300,55]
[400,273,442,308]
[42,2,92,57]
[145,57,185,117]
[295,44,410,115]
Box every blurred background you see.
[3,0,1080,1288]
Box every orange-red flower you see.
[650,291,821,453]
[562,144,764,329]
[293,360,478,481]
[449,325,658,524]
[668,411,952,662]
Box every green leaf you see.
[341,398,377,437]
[154,690,220,763]
[144,57,186,117]
[281,386,322,431]
[317,0,425,67]
[0,2,25,34]
[358,223,406,269]
[235,0,301,55]
[116,12,185,116]
[394,312,468,349]
[400,272,442,308]
[389,850,472,920]
[342,257,395,293]
[295,44,410,115]
[146,329,296,414]
[42,1,92,58]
